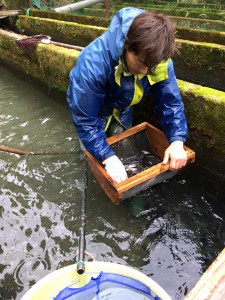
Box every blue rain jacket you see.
[67,7,188,162]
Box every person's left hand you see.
[163,141,187,170]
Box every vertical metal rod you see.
[77,160,88,275]
[105,0,109,19]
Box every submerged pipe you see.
[53,0,104,13]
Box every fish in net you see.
[122,150,161,177]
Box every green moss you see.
[179,80,225,101]
[37,44,79,91]
[0,31,79,92]
[178,80,225,152]
[16,15,225,91]
[176,26,225,45]
[175,40,225,71]
[82,6,225,22]
[170,16,225,33]
[26,10,225,44]
[18,16,106,47]
[29,9,111,28]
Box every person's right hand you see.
[163,141,187,171]
[103,155,128,183]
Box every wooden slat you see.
[106,122,148,145]
[0,10,21,19]
[146,123,169,159]
[0,28,22,38]
[184,248,225,300]
[117,149,195,193]
[84,150,122,204]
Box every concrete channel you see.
[0,7,225,299]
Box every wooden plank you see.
[184,248,225,300]
[84,150,121,204]
[106,122,148,145]
[0,28,22,39]
[117,149,195,193]
[146,123,169,159]
[0,10,21,19]
[116,162,170,191]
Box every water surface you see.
[0,64,225,300]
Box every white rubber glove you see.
[103,155,128,183]
[163,141,187,170]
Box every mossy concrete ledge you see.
[23,11,225,46]
[17,15,106,47]
[170,16,225,33]
[16,15,225,92]
[29,9,111,28]
[29,9,225,33]
[176,26,225,46]
[81,7,225,22]
[0,29,79,92]
[178,80,225,172]
[0,29,224,175]
[174,39,225,92]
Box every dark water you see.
[0,64,225,300]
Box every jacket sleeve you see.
[150,59,188,144]
[67,48,115,162]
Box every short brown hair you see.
[125,11,177,68]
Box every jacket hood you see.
[105,7,144,61]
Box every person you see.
[67,7,188,184]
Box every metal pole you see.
[76,160,88,275]
[53,0,104,13]
[105,0,109,19]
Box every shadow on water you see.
[0,64,225,300]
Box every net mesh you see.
[53,271,161,300]
[111,130,161,177]
[15,35,50,52]
[110,130,178,199]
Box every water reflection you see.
[0,64,225,300]
[0,151,84,299]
